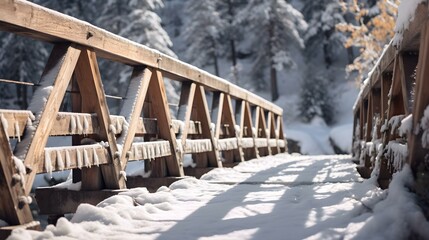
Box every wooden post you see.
[13,44,81,195]
[0,119,34,227]
[276,115,287,153]
[116,67,152,169]
[236,101,258,160]
[408,24,429,200]
[193,85,221,168]
[74,47,124,189]
[211,93,244,165]
[254,107,270,157]
[144,69,184,177]
[268,112,279,155]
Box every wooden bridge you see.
[0,0,286,237]
[352,2,429,209]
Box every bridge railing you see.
[352,3,429,191]
[0,0,286,234]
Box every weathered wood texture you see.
[0,0,287,232]
[352,2,429,201]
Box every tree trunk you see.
[347,47,355,64]
[270,67,279,102]
[227,0,238,83]
[212,40,220,77]
[268,15,278,102]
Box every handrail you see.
[0,0,287,233]
[352,3,429,193]
[0,0,282,115]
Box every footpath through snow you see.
[8,154,429,240]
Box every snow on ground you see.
[8,153,429,240]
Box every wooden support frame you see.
[14,44,81,194]
[0,119,35,227]
[211,93,244,165]
[236,100,258,160]
[142,69,184,177]
[0,0,288,229]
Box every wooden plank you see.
[0,119,34,226]
[0,110,200,138]
[372,89,382,139]
[13,44,81,195]
[268,112,279,155]
[145,69,183,177]
[0,110,29,138]
[37,145,110,173]
[117,67,152,169]
[408,23,429,174]
[193,86,221,168]
[0,221,39,239]
[399,3,429,51]
[0,0,283,116]
[36,177,184,215]
[35,187,125,215]
[399,52,419,115]
[254,107,270,156]
[223,95,244,162]
[276,115,287,153]
[238,101,258,159]
[74,47,124,190]
[211,93,243,163]
[381,73,393,121]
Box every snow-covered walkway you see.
[9,154,429,240]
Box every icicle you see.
[93,148,99,166]
[83,115,89,136]
[65,150,71,169]
[120,170,127,181]
[116,118,122,134]
[15,122,21,142]
[56,150,64,171]
[142,145,148,159]
[77,149,82,169]
[44,151,53,176]
[0,114,9,139]
[155,144,161,157]
[83,148,90,168]
[70,115,77,133]
[77,115,83,133]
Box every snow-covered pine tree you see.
[0,33,49,109]
[115,0,179,104]
[236,0,307,101]
[302,0,347,69]
[299,74,334,124]
[217,0,247,84]
[181,0,226,77]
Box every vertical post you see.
[0,120,34,227]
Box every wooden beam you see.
[0,0,283,116]
[276,115,287,153]
[117,67,152,170]
[0,118,34,226]
[145,69,183,177]
[254,107,270,157]
[408,23,429,175]
[238,101,258,159]
[74,47,124,190]
[13,44,81,195]
[193,85,221,168]
[211,93,244,164]
[0,110,201,138]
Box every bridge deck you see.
[8,154,427,239]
